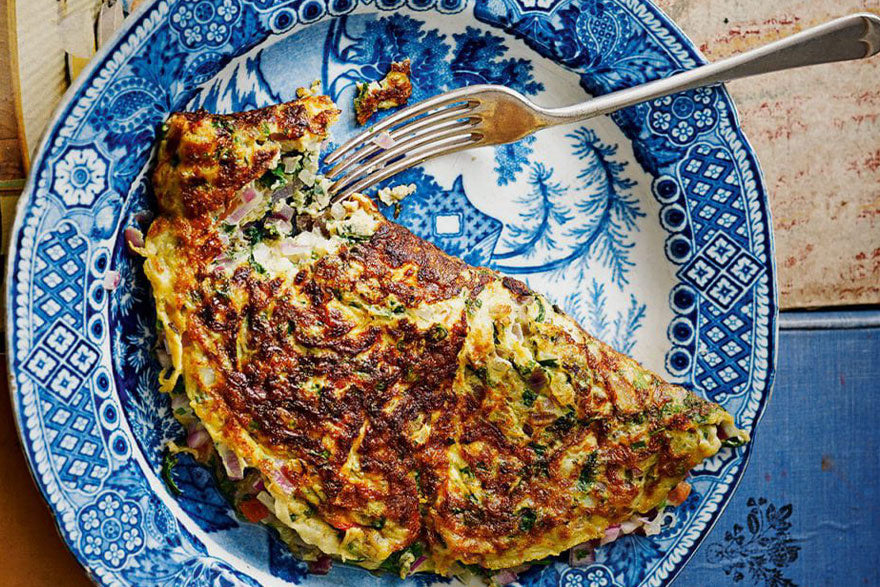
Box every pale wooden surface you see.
[0,1,878,586]
[656,0,880,308]
[1,0,94,583]
[6,1,880,308]
[0,0,22,179]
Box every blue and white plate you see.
[6,0,777,585]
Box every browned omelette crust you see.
[145,96,745,574]
[354,59,413,125]
[153,96,339,218]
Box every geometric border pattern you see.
[5,1,778,586]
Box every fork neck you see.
[538,13,880,127]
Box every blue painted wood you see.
[676,324,880,586]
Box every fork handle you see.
[541,13,880,125]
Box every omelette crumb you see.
[297,80,322,98]
[354,59,412,125]
[377,183,416,206]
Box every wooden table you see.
[0,1,878,585]
[1,0,94,583]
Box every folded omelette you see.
[138,89,748,581]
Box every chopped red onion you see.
[308,555,332,575]
[124,226,145,249]
[410,555,428,573]
[252,477,265,493]
[102,270,121,290]
[271,183,295,202]
[371,131,396,150]
[600,524,621,546]
[241,187,258,203]
[226,189,263,224]
[275,204,295,221]
[187,426,210,450]
[494,570,518,585]
[271,468,295,493]
[220,448,244,480]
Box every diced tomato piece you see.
[239,497,269,523]
[667,481,692,506]
[331,519,357,531]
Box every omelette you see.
[138,88,748,582]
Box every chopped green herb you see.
[244,224,265,244]
[631,440,646,449]
[459,466,474,478]
[369,517,386,530]
[528,442,546,456]
[161,451,182,496]
[534,297,545,322]
[258,166,288,190]
[427,324,448,343]
[522,389,537,407]
[211,118,234,133]
[518,508,537,532]
[307,448,331,460]
[378,542,424,574]
[548,410,576,434]
[492,323,501,345]
[578,452,598,491]
[465,297,482,315]
[466,364,489,385]
[340,230,372,243]
[249,250,266,274]
[722,436,747,448]
[354,84,370,113]
[538,358,559,369]
[515,361,536,379]
[248,420,261,432]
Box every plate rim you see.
[4,0,779,585]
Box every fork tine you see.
[330,133,482,201]
[328,120,480,189]
[324,104,475,180]
[323,86,481,166]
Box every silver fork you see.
[324,12,880,201]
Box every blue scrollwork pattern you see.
[6,0,775,586]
